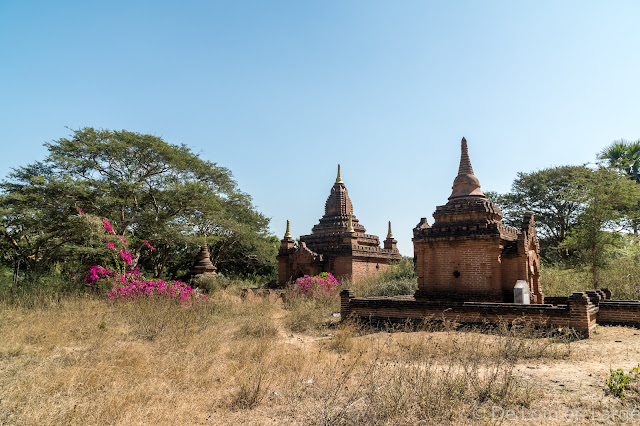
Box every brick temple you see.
[277,165,401,285]
[413,137,543,303]
[338,137,640,338]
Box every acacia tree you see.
[0,128,277,280]
[489,166,593,263]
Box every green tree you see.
[599,139,640,183]
[599,139,640,233]
[489,166,593,264]
[0,128,277,280]
[561,167,640,287]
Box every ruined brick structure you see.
[189,243,217,278]
[413,137,543,303]
[277,166,401,285]
[338,137,640,338]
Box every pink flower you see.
[107,242,115,250]
[119,250,133,265]
[85,265,115,285]
[119,235,127,243]
[294,272,340,296]
[106,276,205,305]
[144,240,155,251]
[76,207,84,215]
[103,219,116,235]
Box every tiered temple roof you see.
[277,165,400,284]
[302,166,394,252]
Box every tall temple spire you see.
[449,137,485,199]
[458,137,474,176]
[386,221,394,239]
[335,164,343,184]
[284,219,292,239]
[323,164,353,217]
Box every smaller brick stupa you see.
[190,237,217,278]
[412,137,543,303]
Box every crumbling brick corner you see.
[567,292,599,338]
[340,289,355,320]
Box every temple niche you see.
[277,165,401,285]
[412,138,543,303]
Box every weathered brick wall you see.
[342,291,598,337]
[277,259,289,285]
[351,259,391,282]
[500,255,525,298]
[277,257,324,285]
[598,301,640,327]
[333,257,353,282]
[415,238,505,301]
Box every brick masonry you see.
[338,138,640,338]
[598,301,640,327]
[277,165,401,285]
[341,290,599,338]
[412,138,542,303]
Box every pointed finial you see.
[458,137,474,176]
[203,233,208,247]
[335,164,343,184]
[284,219,292,239]
[449,137,484,199]
[386,221,394,239]
[346,212,354,233]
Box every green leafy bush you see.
[605,365,639,399]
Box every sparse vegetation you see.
[605,365,640,400]
[346,257,418,297]
[5,285,637,425]
[542,252,640,299]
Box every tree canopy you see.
[490,165,593,263]
[0,128,277,280]
[493,162,640,285]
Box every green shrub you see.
[606,368,632,399]
[0,270,82,309]
[191,274,231,294]
[345,257,417,297]
[366,278,418,297]
[540,266,588,297]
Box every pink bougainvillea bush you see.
[82,213,206,304]
[293,272,340,296]
[106,278,205,304]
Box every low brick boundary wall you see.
[341,290,598,338]
[598,300,640,327]
[543,296,569,306]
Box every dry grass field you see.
[1,290,639,425]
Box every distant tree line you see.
[487,139,640,287]
[0,128,278,283]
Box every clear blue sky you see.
[1,1,638,255]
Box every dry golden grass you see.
[1,291,639,425]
